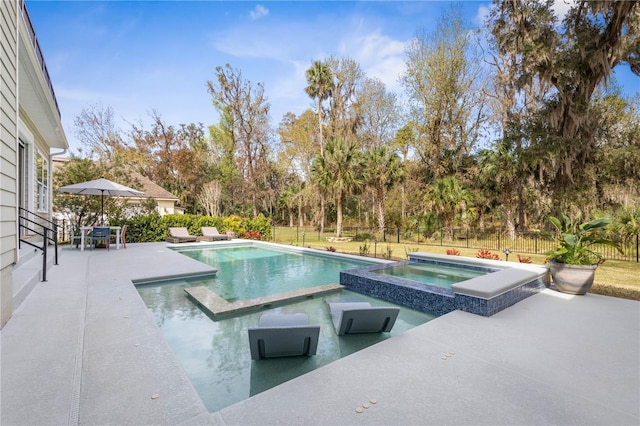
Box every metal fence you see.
[55,218,638,262]
[271,225,640,263]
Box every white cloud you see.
[475,5,491,28]
[250,5,269,21]
[338,29,408,92]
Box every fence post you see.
[497,229,501,250]
[296,226,299,245]
[383,227,386,242]
[636,234,639,263]
[397,227,400,244]
[466,229,469,249]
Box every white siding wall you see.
[1,0,19,327]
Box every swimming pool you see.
[172,244,371,301]
[137,243,435,412]
[372,261,488,289]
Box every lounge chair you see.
[326,301,399,336]
[248,311,320,360]
[167,227,197,243]
[199,226,230,241]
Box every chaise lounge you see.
[199,226,230,241]
[167,227,198,243]
[326,301,400,335]
[248,311,320,360]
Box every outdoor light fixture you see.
[504,248,511,261]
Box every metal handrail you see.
[18,207,58,282]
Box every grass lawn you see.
[270,228,640,301]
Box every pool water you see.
[372,261,488,289]
[137,280,435,413]
[173,245,371,302]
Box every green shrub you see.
[113,213,271,242]
[194,216,224,234]
[359,240,370,256]
[223,215,245,235]
[355,232,372,242]
[161,213,198,235]
[245,214,272,239]
[383,244,393,260]
[112,213,165,243]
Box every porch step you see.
[12,246,59,311]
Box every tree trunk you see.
[376,187,385,236]
[505,207,516,240]
[401,183,406,221]
[336,192,343,237]
[298,202,304,227]
[320,196,326,233]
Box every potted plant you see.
[545,214,622,295]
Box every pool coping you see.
[185,283,345,317]
[169,239,392,265]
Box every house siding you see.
[1,0,67,328]
[0,0,18,327]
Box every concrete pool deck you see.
[2,242,638,425]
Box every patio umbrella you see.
[57,177,144,224]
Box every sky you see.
[27,1,639,155]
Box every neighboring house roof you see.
[130,172,179,201]
[52,157,179,201]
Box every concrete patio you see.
[2,242,638,425]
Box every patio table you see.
[80,226,122,251]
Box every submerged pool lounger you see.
[327,301,400,335]
[248,311,320,360]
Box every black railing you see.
[272,225,640,263]
[19,0,61,118]
[18,207,58,281]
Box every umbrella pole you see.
[101,190,105,225]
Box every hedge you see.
[111,213,272,243]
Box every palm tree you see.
[312,139,364,237]
[425,176,470,239]
[478,140,519,239]
[305,60,333,156]
[364,147,404,236]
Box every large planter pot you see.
[548,260,598,295]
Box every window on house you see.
[36,152,48,211]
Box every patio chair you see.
[90,226,110,251]
[326,301,399,336]
[167,227,197,243]
[70,226,89,249]
[199,226,230,241]
[248,311,320,360]
[110,224,128,249]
